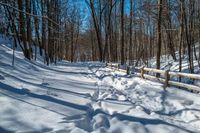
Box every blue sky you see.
[69,0,138,31]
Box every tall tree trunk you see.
[156,0,163,77]
[120,0,125,65]
[87,0,103,61]
[26,0,32,59]
[18,0,30,59]
[179,0,184,82]
[129,0,133,65]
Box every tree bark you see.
[156,0,163,77]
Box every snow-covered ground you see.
[1,36,200,133]
[148,46,200,86]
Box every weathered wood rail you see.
[106,63,200,92]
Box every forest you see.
[0,0,200,73]
[1,0,200,133]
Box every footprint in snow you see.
[181,100,193,106]
[21,88,31,94]
[0,75,5,80]
[41,82,49,86]
[117,95,126,101]
[92,114,110,130]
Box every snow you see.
[1,36,200,132]
[148,48,200,86]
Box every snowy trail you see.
[1,42,200,132]
[87,66,200,132]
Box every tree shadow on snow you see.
[89,109,195,133]
[0,127,13,133]
[0,82,90,112]
[0,82,197,133]
[0,70,95,98]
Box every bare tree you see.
[120,0,125,65]
[156,0,163,77]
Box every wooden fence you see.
[106,63,200,92]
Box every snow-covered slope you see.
[1,37,200,133]
[148,43,200,73]
[143,45,200,87]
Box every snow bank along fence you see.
[106,63,200,92]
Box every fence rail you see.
[106,63,200,92]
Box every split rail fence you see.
[106,63,200,92]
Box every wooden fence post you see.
[164,70,170,89]
[141,66,145,79]
[127,66,130,75]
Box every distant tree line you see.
[0,0,200,74]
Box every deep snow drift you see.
[0,36,200,133]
